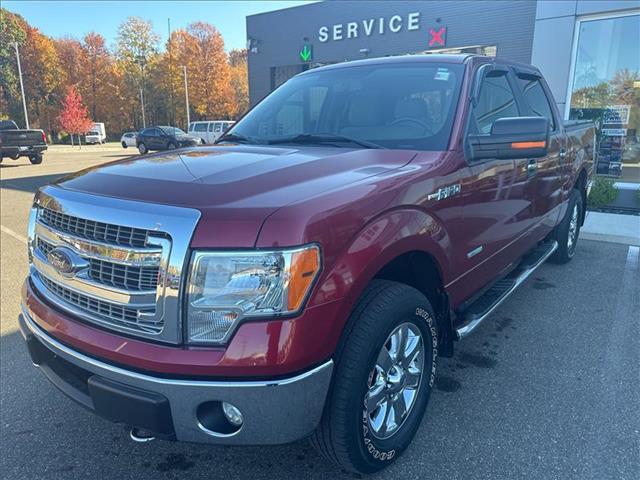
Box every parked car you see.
[120,132,137,148]
[20,55,594,474]
[0,119,47,164]
[136,126,199,153]
[85,122,106,144]
[189,120,235,144]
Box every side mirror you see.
[467,116,550,161]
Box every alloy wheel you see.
[364,322,424,440]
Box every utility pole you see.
[136,55,147,128]
[182,65,190,128]
[14,42,29,128]
[139,87,146,128]
[168,18,175,125]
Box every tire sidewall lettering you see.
[360,304,437,462]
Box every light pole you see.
[139,87,146,128]
[182,65,190,128]
[14,42,29,129]
[136,55,147,128]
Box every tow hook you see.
[129,426,156,443]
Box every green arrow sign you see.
[299,44,312,62]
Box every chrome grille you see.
[39,275,160,333]
[37,238,159,291]
[40,207,149,248]
[29,186,201,344]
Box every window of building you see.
[471,72,520,134]
[517,75,556,130]
[567,13,640,181]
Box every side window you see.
[214,123,222,133]
[517,75,556,130]
[194,123,208,132]
[208,122,215,132]
[472,71,520,134]
[141,128,152,136]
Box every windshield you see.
[160,127,187,136]
[227,62,463,150]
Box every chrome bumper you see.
[20,305,333,445]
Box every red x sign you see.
[429,27,446,47]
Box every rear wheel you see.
[138,143,148,154]
[29,154,43,165]
[167,142,177,150]
[121,142,127,148]
[551,189,583,264]
[311,280,437,474]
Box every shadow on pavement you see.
[0,174,68,193]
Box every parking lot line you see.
[1,225,27,245]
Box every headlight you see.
[185,245,320,344]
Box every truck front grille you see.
[39,275,160,333]
[37,238,159,291]
[29,187,201,344]
[40,206,149,248]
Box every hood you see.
[56,145,417,247]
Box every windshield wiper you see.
[268,134,384,149]
[215,133,254,144]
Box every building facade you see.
[246,0,640,188]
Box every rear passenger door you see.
[514,70,565,239]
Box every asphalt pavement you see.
[1,146,639,479]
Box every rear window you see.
[231,62,464,150]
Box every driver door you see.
[457,66,537,300]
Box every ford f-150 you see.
[19,54,594,474]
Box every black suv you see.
[136,126,199,154]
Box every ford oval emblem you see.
[47,247,88,277]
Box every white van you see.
[85,122,106,144]
[188,120,235,144]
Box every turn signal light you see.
[287,247,320,310]
[511,141,546,149]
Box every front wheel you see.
[167,142,177,150]
[121,142,128,148]
[551,189,583,264]
[311,280,437,474]
[137,143,148,154]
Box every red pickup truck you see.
[20,55,594,474]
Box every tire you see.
[121,142,128,148]
[29,154,43,165]
[167,142,177,150]
[138,143,148,154]
[311,280,438,474]
[551,188,583,264]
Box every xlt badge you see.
[428,184,461,201]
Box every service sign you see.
[318,12,421,42]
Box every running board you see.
[455,241,558,339]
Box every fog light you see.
[222,402,243,427]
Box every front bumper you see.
[19,305,333,445]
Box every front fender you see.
[311,208,452,309]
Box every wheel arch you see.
[574,167,588,225]
[315,208,455,358]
